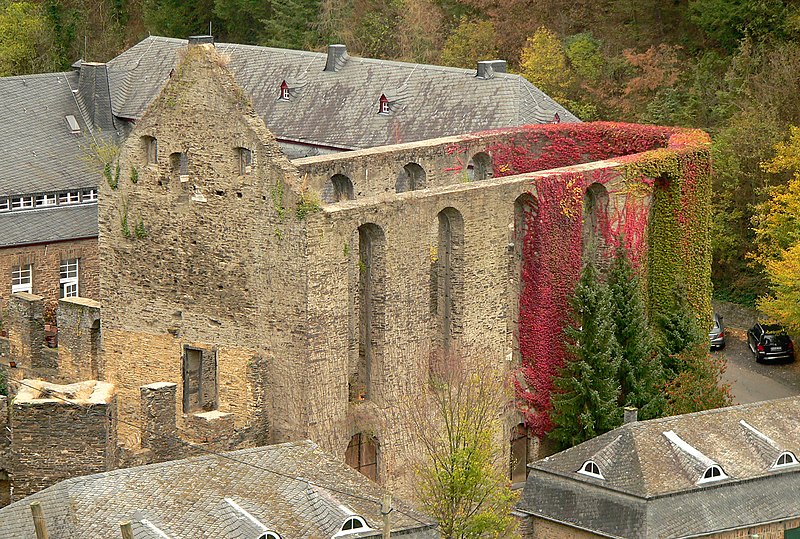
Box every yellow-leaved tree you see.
[518,26,573,102]
[753,125,800,331]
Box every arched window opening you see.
[142,136,158,165]
[345,433,379,483]
[170,152,189,182]
[510,423,530,484]
[512,193,536,364]
[257,532,281,539]
[350,223,385,402]
[432,208,464,353]
[582,182,610,266]
[774,452,799,468]
[323,174,355,203]
[698,465,727,484]
[395,162,426,193]
[0,469,10,507]
[333,515,371,537]
[577,460,604,479]
[467,152,492,181]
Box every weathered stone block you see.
[140,382,178,462]
[57,297,102,380]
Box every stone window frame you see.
[181,345,218,413]
[59,258,79,298]
[142,136,158,166]
[11,264,32,294]
[237,147,253,175]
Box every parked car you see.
[709,313,726,350]
[747,323,795,363]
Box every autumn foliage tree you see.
[410,350,519,539]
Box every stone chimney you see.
[77,62,115,131]
[324,44,348,72]
[476,60,507,79]
[624,406,638,424]
[188,35,214,46]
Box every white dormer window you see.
[82,189,98,202]
[332,516,371,538]
[11,196,34,210]
[59,191,81,205]
[35,194,57,207]
[698,465,728,484]
[577,460,604,480]
[774,451,799,468]
[379,94,390,114]
[257,533,282,539]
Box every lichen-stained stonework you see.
[83,42,711,498]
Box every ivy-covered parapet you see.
[510,126,712,436]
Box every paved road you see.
[717,327,800,404]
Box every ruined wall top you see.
[14,380,115,405]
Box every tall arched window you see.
[432,208,464,352]
[467,152,492,181]
[512,193,536,363]
[350,223,385,402]
[582,182,610,266]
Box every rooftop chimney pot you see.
[477,60,507,79]
[188,35,214,46]
[624,406,638,424]
[324,44,348,72]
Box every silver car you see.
[710,312,726,350]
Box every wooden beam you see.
[29,501,49,539]
[120,520,134,539]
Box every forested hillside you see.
[3,0,799,318]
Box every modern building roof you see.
[0,203,97,248]
[107,37,579,152]
[518,396,800,538]
[0,440,438,539]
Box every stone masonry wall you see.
[56,297,101,380]
[0,237,99,309]
[99,44,310,446]
[9,380,116,501]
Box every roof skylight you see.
[65,115,81,134]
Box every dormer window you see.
[257,533,282,539]
[774,451,799,468]
[577,460,604,480]
[332,516,371,538]
[379,94,389,114]
[698,465,727,484]
[279,81,290,101]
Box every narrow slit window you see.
[238,148,253,175]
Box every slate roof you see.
[0,71,99,197]
[0,204,97,248]
[518,396,800,538]
[106,36,580,150]
[0,440,438,539]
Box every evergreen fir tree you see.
[608,246,664,419]
[550,259,622,450]
[656,284,705,377]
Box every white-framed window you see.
[257,532,282,539]
[774,451,799,469]
[60,258,79,298]
[59,191,80,205]
[11,264,32,294]
[577,460,604,480]
[11,196,34,210]
[82,189,98,202]
[35,194,57,207]
[279,82,290,100]
[332,516,371,538]
[698,465,727,484]
[0,198,9,212]
[379,95,390,114]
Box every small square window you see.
[35,194,57,207]
[11,264,32,294]
[11,196,34,209]
[0,198,9,212]
[59,191,80,205]
[82,189,98,202]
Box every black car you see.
[747,323,795,363]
